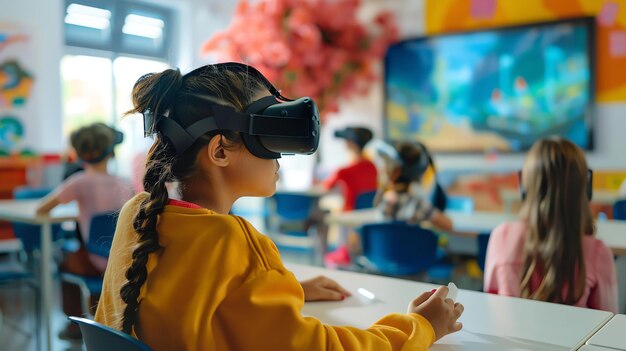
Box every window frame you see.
[64,0,173,61]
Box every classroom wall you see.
[191,0,626,175]
[0,0,64,153]
[4,0,625,173]
[319,0,626,173]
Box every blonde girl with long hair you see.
[484,137,618,312]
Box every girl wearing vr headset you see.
[36,122,133,339]
[95,63,463,350]
[377,141,453,232]
[484,137,618,313]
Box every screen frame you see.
[383,16,596,154]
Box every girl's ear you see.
[205,135,229,168]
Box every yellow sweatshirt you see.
[96,193,435,351]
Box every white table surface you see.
[288,263,614,351]
[578,345,621,350]
[0,199,78,351]
[324,209,626,256]
[501,189,621,211]
[585,314,626,350]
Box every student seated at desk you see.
[377,141,453,232]
[36,122,134,339]
[322,126,378,266]
[95,63,464,351]
[322,126,378,211]
[484,137,618,313]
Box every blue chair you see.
[359,222,439,276]
[61,212,118,316]
[476,233,491,272]
[69,316,152,351]
[613,200,626,220]
[12,187,63,253]
[354,190,377,210]
[266,193,319,257]
[267,193,318,236]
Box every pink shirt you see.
[54,170,133,270]
[484,221,618,313]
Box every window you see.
[61,55,112,135]
[64,0,172,60]
[62,0,173,179]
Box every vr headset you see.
[334,127,373,149]
[375,141,432,183]
[142,62,320,159]
[518,168,593,201]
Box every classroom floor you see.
[0,269,82,351]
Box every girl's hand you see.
[407,286,464,341]
[300,276,352,301]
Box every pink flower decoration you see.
[201,0,399,119]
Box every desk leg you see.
[40,222,53,351]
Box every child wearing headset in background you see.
[376,141,453,232]
[484,137,618,313]
[322,126,378,267]
[322,126,378,211]
[36,122,134,339]
[95,63,464,350]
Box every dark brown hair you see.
[519,137,593,305]
[119,65,267,334]
[70,122,115,162]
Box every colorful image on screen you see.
[385,18,593,152]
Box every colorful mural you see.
[0,60,34,108]
[426,0,626,102]
[0,116,24,155]
[0,28,34,154]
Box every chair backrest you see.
[360,222,438,275]
[13,187,53,200]
[476,233,491,272]
[267,193,317,237]
[613,199,626,220]
[269,193,316,221]
[69,316,152,351]
[12,187,58,252]
[446,196,475,213]
[431,183,448,212]
[87,212,119,258]
[354,190,377,210]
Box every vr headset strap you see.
[158,118,196,155]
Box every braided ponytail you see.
[120,137,174,334]
[119,69,181,334]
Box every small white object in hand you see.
[358,288,376,300]
[447,282,458,302]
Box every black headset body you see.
[143,62,320,159]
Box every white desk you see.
[324,208,515,234]
[585,314,626,350]
[325,209,626,256]
[288,263,614,351]
[0,199,78,351]
[579,345,621,350]
[500,189,621,213]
